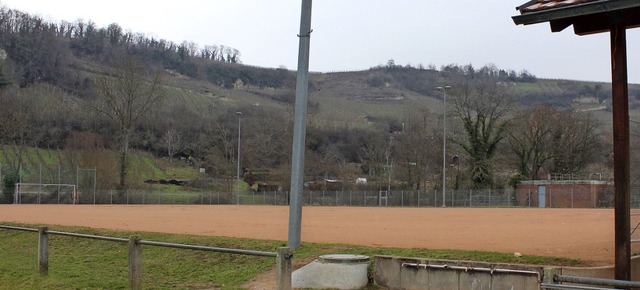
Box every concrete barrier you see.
[374,256,543,290]
[292,254,369,290]
[373,255,640,289]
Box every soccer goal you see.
[14,183,77,204]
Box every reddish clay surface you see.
[0,205,636,265]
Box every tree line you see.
[0,4,283,91]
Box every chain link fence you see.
[0,163,96,204]
[10,188,515,207]
[10,187,640,208]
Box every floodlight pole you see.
[288,0,313,250]
[236,111,242,205]
[437,86,451,207]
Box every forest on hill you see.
[0,4,639,197]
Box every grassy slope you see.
[0,146,201,189]
[0,224,586,290]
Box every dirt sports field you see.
[1,205,638,265]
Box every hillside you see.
[0,5,637,193]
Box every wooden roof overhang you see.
[513,0,640,282]
[513,0,640,35]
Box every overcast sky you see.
[2,0,639,83]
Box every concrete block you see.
[292,254,369,290]
[428,268,459,289]
[399,262,429,290]
[459,271,491,290]
[374,256,402,288]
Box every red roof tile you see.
[520,0,601,12]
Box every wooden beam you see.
[610,24,630,282]
[550,19,572,32]
[573,15,611,35]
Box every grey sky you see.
[2,0,639,83]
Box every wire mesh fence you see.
[8,187,640,208]
[10,188,516,207]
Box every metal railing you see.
[402,262,542,282]
[541,274,640,290]
[0,225,292,290]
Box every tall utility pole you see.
[236,111,242,205]
[288,0,312,250]
[437,86,451,207]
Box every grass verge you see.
[0,223,588,289]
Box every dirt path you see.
[0,205,630,265]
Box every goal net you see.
[14,183,78,204]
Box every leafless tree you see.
[547,110,604,174]
[91,57,164,190]
[0,86,35,184]
[394,109,438,189]
[161,128,182,163]
[507,105,557,179]
[508,105,605,179]
[359,131,390,190]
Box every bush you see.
[2,171,18,203]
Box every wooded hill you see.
[0,4,638,192]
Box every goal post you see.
[14,183,77,204]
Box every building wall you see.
[515,181,613,208]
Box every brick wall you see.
[516,182,613,208]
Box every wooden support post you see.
[38,227,48,275]
[276,247,292,290]
[610,24,631,282]
[128,236,142,290]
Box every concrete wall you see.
[373,255,640,290]
[374,256,543,290]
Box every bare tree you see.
[359,131,390,190]
[161,128,182,163]
[548,110,604,174]
[394,109,438,189]
[92,57,164,190]
[508,105,604,179]
[507,105,557,179]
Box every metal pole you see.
[93,167,97,204]
[437,86,451,207]
[58,165,61,204]
[611,24,630,282]
[288,0,312,250]
[75,166,79,203]
[236,112,242,205]
[38,164,42,204]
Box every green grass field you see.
[0,223,586,290]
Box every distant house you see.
[516,179,613,208]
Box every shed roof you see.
[512,0,640,35]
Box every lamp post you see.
[236,111,242,205]
[437,86,451,207]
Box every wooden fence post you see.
[276,247,292,290]
[38,227,48,275]
[129,236,142,290]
